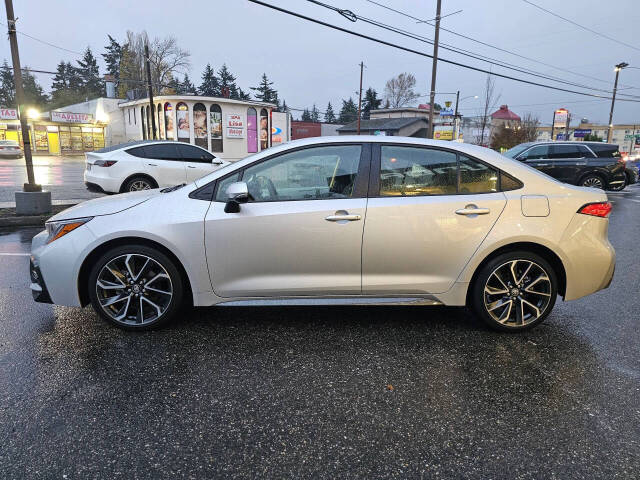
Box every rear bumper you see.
[84,169,121,193]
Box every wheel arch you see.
[466,241,567,305]
[119,173,158,193]
[77,236,193,308]
[577,170,606,187]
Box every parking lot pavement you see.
[0,155,104,205]
[0,187,639,478]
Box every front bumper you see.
[30,256,52,303]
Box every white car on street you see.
[32,136,615,331]
[84,140,228,193]
[0,139,23,158]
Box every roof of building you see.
[491,105,521,121]
[337,117,425,133]
[118,95,276,108]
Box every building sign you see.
[556,133,568,140]
[553,109,569,128]
[50,111,94,123]
[0,108,17,120]
[439,107,454,117]
[433,125,454,140]
[373,130,387,136]
[271,112,287,145]
[226,114,245,138]
[623,134,640,141]
[574,129,591,138]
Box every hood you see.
[48,190,159,222]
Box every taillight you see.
[93,160,118,167]
[578,202,612,218]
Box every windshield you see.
[503,144,530,159]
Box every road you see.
[0,155,103,205]
[0,186,639,478]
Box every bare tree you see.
[473,74,501,146]
[520,113,540,143]
[384,73,420,108]
[124,31,191,94]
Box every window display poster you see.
[164,104,174,139]
[194,108,207,148]
[210,111,222,140]
[260,114,269,150]
[177,104,189,139]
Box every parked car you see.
[617,159,639,190]
[503,141,626,190]
[84,140,229,193]
[32,137,615,332]
[0,139,23,158]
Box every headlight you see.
[45,217,93,244]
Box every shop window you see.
[193,103,207,148]
[70,126,83,151]
[128,109,131,125]
[59,126,71,152]
[82,127,94,151]
[210,104,223,152]
[145,105,151,139]
[93,127,105,149]
[247,107,257,153]
[133,108,136,125]
[260,108,269,150]
[176,102,190,142]
[141,107,146,139]
[164,103,174,140]
[34,125,49,152]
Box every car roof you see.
[94,139,193,153]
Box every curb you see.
[0,204,78,228]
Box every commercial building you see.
[337,106,438,137]
[0,95,290,161]
[119,95,289,161]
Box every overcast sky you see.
[3,0,639,125]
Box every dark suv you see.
[503,142,626,190]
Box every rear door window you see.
[588,144,621,158]
[177,144,214,163]
[577,145,596,158]
[550,145,581,159]
[143,143,179,160]
[126,146,148,158]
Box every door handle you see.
[147,163,158,167]
[187,165,196,168]
[455,205,490,216]
[325,210,362,222]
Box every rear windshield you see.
[587,144,621,158]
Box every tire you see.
[122,176,156,192]
[471,251,558,332]
[607,174,627,192]
[579,174,605,189]
[88,244,184,330]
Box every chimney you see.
[104,75,116,98]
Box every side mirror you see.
[224,182,249,213]
[515,154,526,161]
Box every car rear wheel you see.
[607,174,627,191]
[580,174,605,189]
[471,251,557,332]
[123,176,156,192]
[88,245,184,330]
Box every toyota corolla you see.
[30,137,615,332]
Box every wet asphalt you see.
[0,186,639,479]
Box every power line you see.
[0,21,83,55]
[307,0,640,99]
[522,0,640,53]
[365,0,637,90]
[248,0,640,103]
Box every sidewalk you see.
[0,199,84,228]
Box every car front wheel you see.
[471,251,558,332]
[88,245,184,330]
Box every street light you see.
[26,108,39,119]
[607,62,628,143]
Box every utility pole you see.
[427,0,442,139]
[4,0,38,192]
[607,62,628,143]
[357,61,364,135]
[564,112,571,141]
[550,110,556,141]
[144,43,157,139]
[453,90,460,140]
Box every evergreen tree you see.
[251,73,278,104]
[21,68,48,109]
[165,75,181,95]
[217,64,237,98]
[310,104,320,123]
[50,61,83,108]
[117,45,138,99]
[339,97,358,124]
[278,99,288,113]
[199,63,220,96]
[362,87,382,119]
[301,108,312,122]
[237,88,251,101]
[102,35,122,81]
[77,46,103,99]
[181,74,197,94]
[324,102,336,123]
[0,60,15,107]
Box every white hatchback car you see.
[32,136,615,332]
[84,140,228,193]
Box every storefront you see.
[0,108,106,155]
[120,95,289,162]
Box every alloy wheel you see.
[582,177,604,189]
[129,180,151,191]
[95,254,173,326]
[483,259,552,327]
